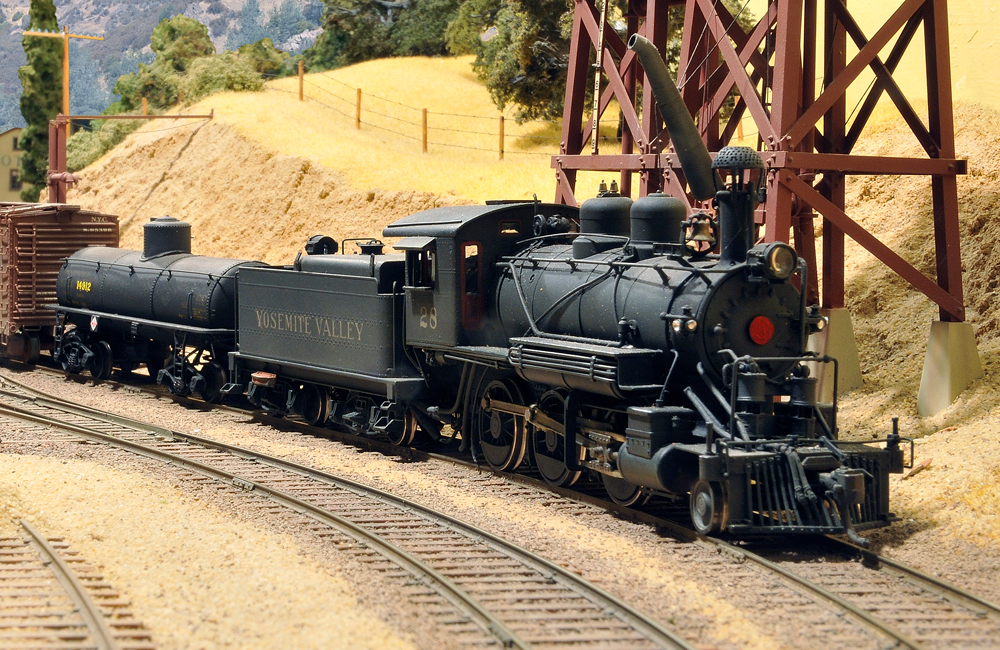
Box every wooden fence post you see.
[356,89,362,129]
[299,60,304,101]
[142,97,147,116]
[422,108,428,153]
[499,116,505,161]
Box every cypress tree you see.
[17,0,61,202]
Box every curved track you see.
[9,368,1000,649]
[734,536,1000,650]
[0,519,154,650]
[0,374,693,650]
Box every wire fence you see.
[263,69,633,160]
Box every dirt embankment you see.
[66,119,468,265]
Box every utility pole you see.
[23,26,105,141]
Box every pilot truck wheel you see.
[690,479,728,535]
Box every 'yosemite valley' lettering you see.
[254,310,364,342]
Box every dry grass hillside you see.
[65,58,1000,563]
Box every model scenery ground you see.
[15,54,995,644]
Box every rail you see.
[20,519,120,650]
[0,372,694,650]
[10,367,1000,648]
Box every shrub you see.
[180,52,263,104]
[237,38,291,77]
[113,63,182,111]
[66,118,142,172]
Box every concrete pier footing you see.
[807,308,864,404]
[916,321,982,416]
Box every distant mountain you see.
[0,0,324,132]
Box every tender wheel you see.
[199,362,227,404]
[690,480,729,535]
[386,408,418,446]
[530,391,582,488]
[88,341,113,381]
[300,384,330,427]
[602,474,647,507]
[58,331,86,374]
[474,375,528,472]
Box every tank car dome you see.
[143,215,192,259]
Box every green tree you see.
[266,0,311,47]
[390,0,461,56]
[449,0,572,122]
[150,14,216,72]
[17,0,61,201]
[304,0,462,69]
[237,38,292,77]
[180,52,264,103]
[113,15,215,112]
[449,1,753,123]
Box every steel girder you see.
[553,0,966,321]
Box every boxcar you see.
[0,202,118,362]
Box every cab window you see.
[461,242,483,329]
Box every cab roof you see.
[382,202,573,239]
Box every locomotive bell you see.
[687,215,716,243]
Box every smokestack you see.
[628,35,721,201]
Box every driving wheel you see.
[474,375,528,472]
[88,340,113,381]
[530,391,582,487]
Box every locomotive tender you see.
[51,36,906,540]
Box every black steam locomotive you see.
[50,37,905,540]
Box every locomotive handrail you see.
[534,265,617,327]
[499,259,628,348]
[653,349,679,407]
[501,252,738,275]
[682,386,732,440]
[719,350,840,439]
[47,305,236,336]
[697,361,751,441]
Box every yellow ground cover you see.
[192,55,618,204]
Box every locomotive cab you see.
[384,202,579,349]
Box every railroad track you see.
[0,519,153,650]
[0,373,693,650]
[7,368,1000,649]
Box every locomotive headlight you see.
[671,319,698,333]
[764,243,797,280]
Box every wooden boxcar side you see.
[0,202,119,362]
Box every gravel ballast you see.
[2,367,959,650]
[0,450,419,650]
